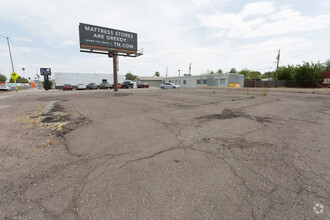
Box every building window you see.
[169,80,171,83]
[183,80,186,85]
[203,79,207,84]
[197,80,201,84]
[220,79,225,85]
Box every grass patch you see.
[250,95,255,99]
[232,98,236,101]
[263,90,268,96]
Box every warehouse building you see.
[55,72,125,88]
[162,73,244,88]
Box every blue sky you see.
[1,0,330,80]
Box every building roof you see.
[137,76,163,81]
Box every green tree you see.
[248,71,261,79]
[229,68,237,73]
[125,72,137,80]
[262,71,274,79]
[324,59,330,71]
[206,70,215,74]
[42,80,53,89]
[216,69,223,74]
[273,65,295,80]
[10,76,28,83]
[155,72,160,77]
[294,62,323,87]
[261,71,274,79]
[238,69,250,78]
[0,74,7,83]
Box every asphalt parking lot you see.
[0,88,329,219]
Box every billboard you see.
[40,68,51,75]
[79,23,137,52]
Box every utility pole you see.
[22,67,25,84]
[178,69,180,77]
[189,63,191,75]
[275,49,280,87]
[166,66,168,78]
[0,34,15,73]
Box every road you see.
[0,88,329,219]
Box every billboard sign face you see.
[79,23,137,52]
[40,68,51,76]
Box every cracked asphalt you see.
[0,88,329,219]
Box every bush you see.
[294,62,323,87]
[42,81,53,89]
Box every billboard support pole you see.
[111,51,118,92]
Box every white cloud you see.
[198,2,330,39]
[12,37,33,42]
[318,1,330,7]
[240,1,276,18]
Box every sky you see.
[1,0,330,80]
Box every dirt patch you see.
[203,137,275,149]
[196,108,272,123]
[110,93,132,97]
[197,109,247,120]
[41,113,70,123]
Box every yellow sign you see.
[229,83,240,88]
[10,72,18,80]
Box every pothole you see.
[41,101,69,124]
[203,137,275,149]
[196,108,272,123]
[196,109,248,120]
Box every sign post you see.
[40,68,51,90]
[10,72,18,92]
[79,23,142,92]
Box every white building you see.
[54,72,125,87]
[162,73,244,88]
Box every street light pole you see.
[0,34,15,73]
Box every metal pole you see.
[6,37,15,73]
[113,52,118,92]
[0,34,15,73]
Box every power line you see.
[285,45,330,61]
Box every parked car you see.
[137,81,144,88]
[63,84,73,90]
[0,85,11,91]
[98,82,111,89]
[87,83,98,90]
[76,84,87,90]
[122,81,134,89]
[110,83,122,89]
[160,83,181,89]
[137,82,149,88]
